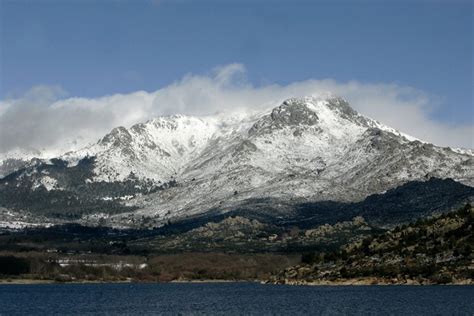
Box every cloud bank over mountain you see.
[0,63,472,156]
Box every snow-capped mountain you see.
[0,137,91,178]
[1,96,473,228]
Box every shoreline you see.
[0,279,134,285]
[0,278,472,286]
[268,277,474,286]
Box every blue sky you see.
[1,0,472,122]
[0,0,473,152]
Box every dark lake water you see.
[0,282,473,315]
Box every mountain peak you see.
[248,96,362,136]
[271,98,320,125]
[99,126,132,147]
[1,94,473,229]
[278,96,360,121]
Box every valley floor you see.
[0,204,472,286]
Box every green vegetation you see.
[0,256,30,275]
[270,204,473,285]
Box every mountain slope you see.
[118,97,473,224]
[0,96,472,227]
[270,204,474,285]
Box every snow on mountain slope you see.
[60,96,440,185]
[61,111,261,183]
[0,137,91,178]
[1,96,473,227]
[65,115,218,182]
[107,97,472,225]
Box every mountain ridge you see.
[0,96,472,228]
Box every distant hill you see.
[270,204,473,285]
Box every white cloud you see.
[0,63,472,157]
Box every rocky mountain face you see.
[0,96,473,228]
[0,157,33,179]
[130,214,374,254]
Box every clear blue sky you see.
[0,0,472,124]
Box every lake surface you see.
[0,282,473,315]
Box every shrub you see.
[0,256,30,275]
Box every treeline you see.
[0,252,299,283]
